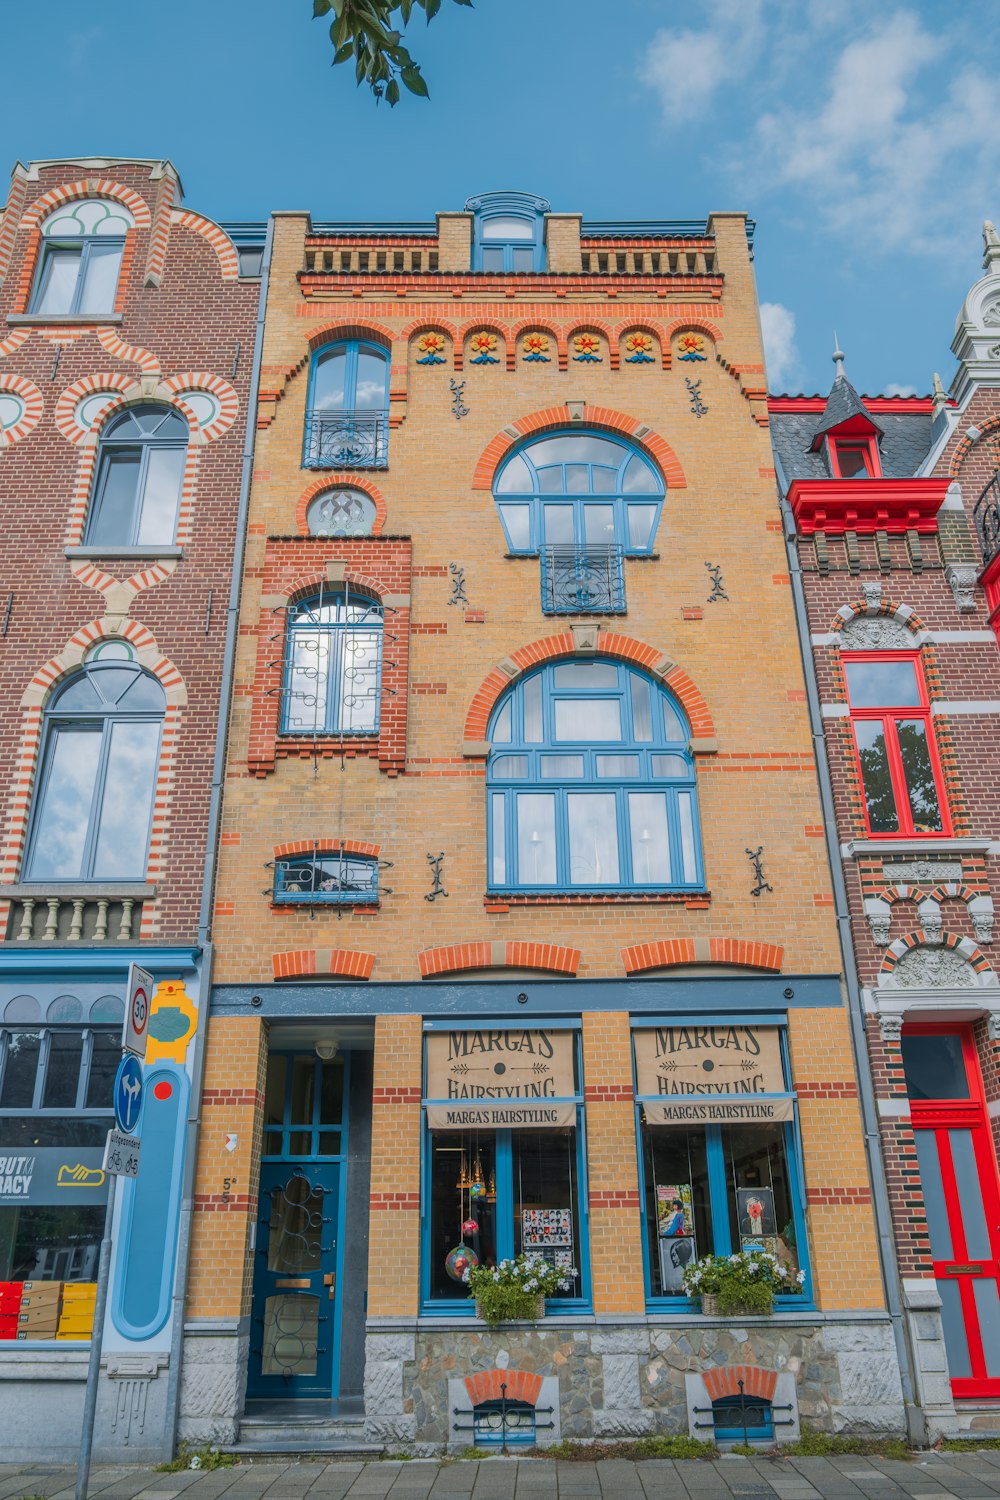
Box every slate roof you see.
[770,407,935,483]
[813,373,884,440]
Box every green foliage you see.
[781,1425,910,1459]
[682,1249,803,1315]
[466,1252,577,1327]
[154,1442,238,1472]
[937,1436,1000,1451]
[543,1435,716,1460]
[311,0,473,105]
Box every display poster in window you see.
[425,1029,576,1128]
[633,1025,793,1124]
[656,1183,696,1292]
[0,1147,109,1206]
[737,1187,776,1250]
[521,1207,573,1249]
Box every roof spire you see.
[932,371,949,417]
[984,219,1000,272]
[832,333,846,381]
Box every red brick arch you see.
[459,319,511,371]
[465,1369,543,1407]
[294,475,387,536]
[273,838,380,860]
[472,405,686,491]
[272,948,375,980]
[664,317,723,346]
[20,178,151,230]
[615,322,668,370]
[418,941,580,978]
[279,569,388,607]
[622,938,784,976]
[703,1365,777,1402]
[510,319,564,366]
[566,320,617,369]
[463,631,715,742]
[305,320,395,354]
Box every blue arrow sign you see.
[114,1054,144,1136]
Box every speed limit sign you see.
[123,963,153,1059]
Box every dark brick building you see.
[770,230,1000,1436]
[0,157,261,1461]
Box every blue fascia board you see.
[211,972,842,1018]
[0,945,201,978]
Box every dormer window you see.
[832,441,874,479]
[468,192,548,273]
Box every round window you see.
[306,489,377,537]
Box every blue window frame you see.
[634,1023,812,1309]
[487,660,703,893]
[304,340,389,469]
[273,848,378,905]
[29,200,133,317]
[468,191,548,273]
[86,404,188,547]
[421,1025,590,1315]
[281,589,383,736]
[493,430,664,556]
[24,643,164,883]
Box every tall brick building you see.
[770,225,1000,1436]
[0,158,260,1460]
[186,192,905,1450]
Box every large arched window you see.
[486,660,702,892]
[493,432,664,555]
[282,590,383,735]
[86,404,189,547]
[25,643,165,882]
[304,340,389,469]
[29,200,133,317]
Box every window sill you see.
[841,837,991,859]
[7,313,122,326]
[0,882,156,899]
[65,546,184,560]
[485,890,710,909]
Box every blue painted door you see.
[248,1160,341,1399]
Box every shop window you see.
[24,644,165,883]
[281,589,383,736]
[844,653,947,837]
[487,660,702,893]
[29,200,133,317]
[273,848,378,906]
[422,1026,588,1311]
[304,340,389,469]
[493,431,664,557]
[633,1024,809,1304]
[0,1024,117,1334]
[85,404,188,548]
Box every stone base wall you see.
[177,1325,249,1446]
[363,1315,906,1448]
[0,1350,173,1464]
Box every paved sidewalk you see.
[6,1453,1000,1500]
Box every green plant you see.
[465,1253,577,1327]
[154,1442,238,1472]
[312,0,473,106]
[542,1435,716,1460]
[682,1249,804,1314]
[937,1436,1000,1451]
[781,1425,909,1459]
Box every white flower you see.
[796,1269,806,1284]
[729,1254,740,1265]
[462,1268,470,1283]
[746,1262,758,1275]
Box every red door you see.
[903,1025,1000,1399]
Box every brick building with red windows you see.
[770,227,1000,1437]
[0,158,262,1461]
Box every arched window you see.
[29,200,134,317]
[468,191,548,272]
[306,488,377,537]
[304,341,389,469]
[494,431,664,555]
[86,404,189,547]
[282,590,383,735]
[486,660,702,892]
[25,642,165,882]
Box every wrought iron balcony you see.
[273,850,378,906]
[303,409,388,469]
[540,543,626,614]
[974,470,1000,569]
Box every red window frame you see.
[904,1023,1000,1399]
[844,650,950,838]
[828,435,880,479]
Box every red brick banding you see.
[271,947,375,980]
[418,941,580,978]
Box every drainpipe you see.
[163,215,274,1457]
[779,483,924,1445]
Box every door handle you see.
[326,1272,336,1298]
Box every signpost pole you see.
[74,1172,117,1500]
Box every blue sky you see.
[5,0,1000,396]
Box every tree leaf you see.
[399,0,412,19]
[333,39,354,62]
[385,77,401,104]
[424,0,441,19]
[313,0,332,14]
[401,65,429,95]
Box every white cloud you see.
[640,0,763,123]
[884,382,917,397]
[760,302,800,391]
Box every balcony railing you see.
[303,409,388,469]
[273,852,378,906]
[974,470,1000,569]
[540,543,626,614]
[0,884,152,943]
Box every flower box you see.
[475,1293,545,1324]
